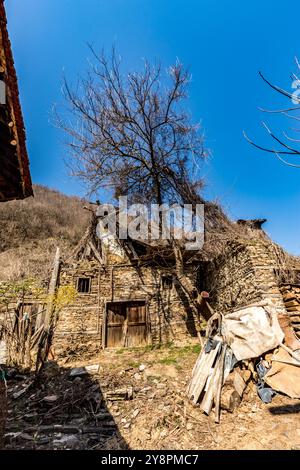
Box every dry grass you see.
[0,185,89,281]
[0,184,298,283]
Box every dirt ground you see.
[4,344,300,450]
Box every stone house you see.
[2,209,299,365]
[52,217,201,358]
[49,214,300,359]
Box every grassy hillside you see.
[0,185,90,281]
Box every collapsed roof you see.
[66,200,271,267]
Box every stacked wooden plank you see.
[280,285,300,339]
[188,339,251,423]
[187,339,227,423]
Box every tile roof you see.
[0,0,33,201]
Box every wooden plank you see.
[188,348,209,395]
[214,344,227,423]
[200,353,222,415]
[106,303,125,348]
[88,240,105,265]
[285,300,300,308]
[189,342,222,404]
[44,247,61,329]
[189,340,222,396]
[127,302,147,347]
[102,305,107,349]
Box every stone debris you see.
[132,409,140,419]
[188,306,300,423]
[2,344,300,451]
[42,395,59,404]
[85,364,101,375]
[69,367,89,378]
[3,363,128,450]
[104,386,133,401]
[53,435,81,449]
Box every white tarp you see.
[222,306,284,361]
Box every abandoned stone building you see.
[52,217,201,358]
[2,204,299,366]
[46,212,300,360]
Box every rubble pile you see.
[1,342,300,450]
[3,362,127,450]
[1,301,300,451]
[188,304,300,422]
[3,358,210,450]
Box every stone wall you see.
[203,238,286,316]
[53,260,200,358]
[2,236,289,362]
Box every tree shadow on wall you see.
[174,282,198,338]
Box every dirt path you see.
[4,345,300,450]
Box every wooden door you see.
[126,302,147,347]
[106,301,147,348]
[106,303,126,348]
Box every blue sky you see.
[6,0,300,254]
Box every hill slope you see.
[0,185,89,281]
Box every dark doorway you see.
[106,301,148,348]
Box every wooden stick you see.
[272,358,300,367]
[200,351,222,415]
[188,347,208,393]
[44,247,61,329]
[279,342,300,363]
[190,342,222,404]
[214,344,227,424]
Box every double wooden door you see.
[106,301,147,348]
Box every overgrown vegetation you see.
[0,279,77,372]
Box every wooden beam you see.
[44,247,61,329]
[102,304,107,349]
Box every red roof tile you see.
[0,0,33,201]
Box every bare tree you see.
[58,48,209,331]
[58,47,206,205]
[244,57,300,168]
